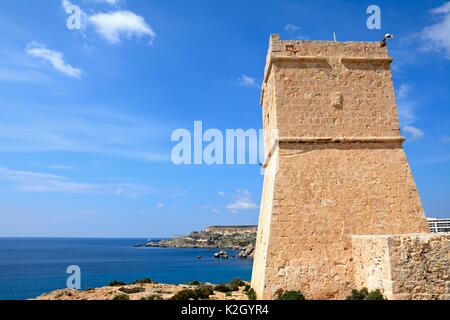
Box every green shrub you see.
[109,281,126,287]
[171,289,196,300]
[346,288,386,300]
[213,280,243,293]
[214,284,231,293]
[246,288,257,300]
[228,284,239,292]
[112,293,129,300]
[132,278,155,284]
[346,288,369,300]
[277,290,305,300]
[243,284,251,293]
[196,286,214,299]
[366,289,386,300]
[141,294,162,300]
[225,292,232,297]
[189,280,201,286]
[229,278,245,287]
[171,286,214,300]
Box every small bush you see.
[214,284,231,293]
[225,292,232,297]
[229,278,245,287]
[189,280,201,286]
[346,288,369,300]
[132,278,155,284]
[109,281,126,287]
[171,289,198,300]
[196,286,214,299]
[112,293,129,300]
[277,290,305,300]
[246,288,257,300]
[171,286,214,300]
[228,284,239,292]
[366,289,386,300]
[141,294,162,300]
[243,284,251,293]
[346,288,386,300]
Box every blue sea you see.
[0,238,253,300]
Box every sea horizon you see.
[0,237,253,300]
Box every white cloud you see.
[157,202,164,209]
[26,42,82,79]
[397,84,417,125]
[402,125,425,141]
[226,189,258,213]
[430,2,450,14]
[238,74,258,88]
[92,0,122,5]
[283,24,308,40]
[397,83,412,100]
[62,0,72,11]
[420,2,450,59]
[89,11,156,44]
[217,191,225,196]
[0,67,48,83]
[396,84,425,142]
[0,167,157,198]
[201,205,221,213]
[0,104,168,162]
[49,165,77,171]
[0,166,181,199]
[61,1,155,45]
[284,24,300,32]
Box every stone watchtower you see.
[251,35,430,299]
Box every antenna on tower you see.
[333,32,337,42]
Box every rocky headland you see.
[140,225,257,259]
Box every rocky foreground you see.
[35,281,252,301]
[141,226,257,259]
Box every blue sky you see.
[0,0,449,237]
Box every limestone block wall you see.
[252,35,430,300]
[251,145,278,297]
[261,35,401,139]
[256,142,429,299]
[352,234,450,300]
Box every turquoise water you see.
[0,238,253,300]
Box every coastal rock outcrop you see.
[35,281,251,301]
[144,226,257,258]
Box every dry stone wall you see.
[353,234,450,300]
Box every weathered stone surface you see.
[352,234,450,300]
[35,282,251,300]
[251,35,430,300]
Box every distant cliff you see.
[204,226,257,234]
[143,225,257,258]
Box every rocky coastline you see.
[137,225,257,259]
